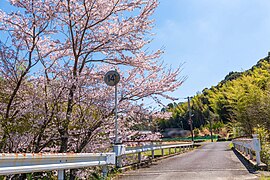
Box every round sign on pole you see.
[104,70,120,86]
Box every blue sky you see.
[1,0,270,106]
[151,0,270,104]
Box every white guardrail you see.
[114,143,193,167]
[232,134,262,165]
[0,143,193,179]
[0,153,115,180]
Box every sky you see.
[150,0,270,104]
[1,0,270,107]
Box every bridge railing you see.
[0,153,115,180]
[232,134,262,165]
[0,142,194,179]
[113,142,194,167]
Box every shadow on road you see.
[232,148,258,174]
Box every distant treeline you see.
[159,54,270,137]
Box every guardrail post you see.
[252,134,261,165]
[58,170,64,180]
[113,144,126,168]
[161,149,164,156]
[151,142,155,159]
[245,147,249,156]
[102,166,108,179]
[138,142,142,163]
[138,152,142,163]
[249,149,253,160]
[169,148,171,154]
[174,147,177,153]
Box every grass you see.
[260,175,270,180]
[142,147,189,157]
[162,135,219,142]
[228,142,234,149]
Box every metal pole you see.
[102,166,108,179]
[187,97,194,143]
[151,142,155,159]
[58,170,64,180]
[115,84,118,144]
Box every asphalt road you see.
[117,142,259,180]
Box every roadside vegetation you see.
[159,55,270,169]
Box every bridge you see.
[0,135,268,179]
[117,142,258,180]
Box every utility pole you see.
[208,109,213,142]
[187,97,194,143]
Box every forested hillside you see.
[160,54,270,134]
[159,54,270,165]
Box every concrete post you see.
[245,147,249,156]
[58,170,64,180]
[249,149,253,160]
[252,134,261,165]
[113,144,126,168]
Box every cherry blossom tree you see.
[0,0,60,152]
[0,0,185,178]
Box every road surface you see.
[117,142,259,180]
